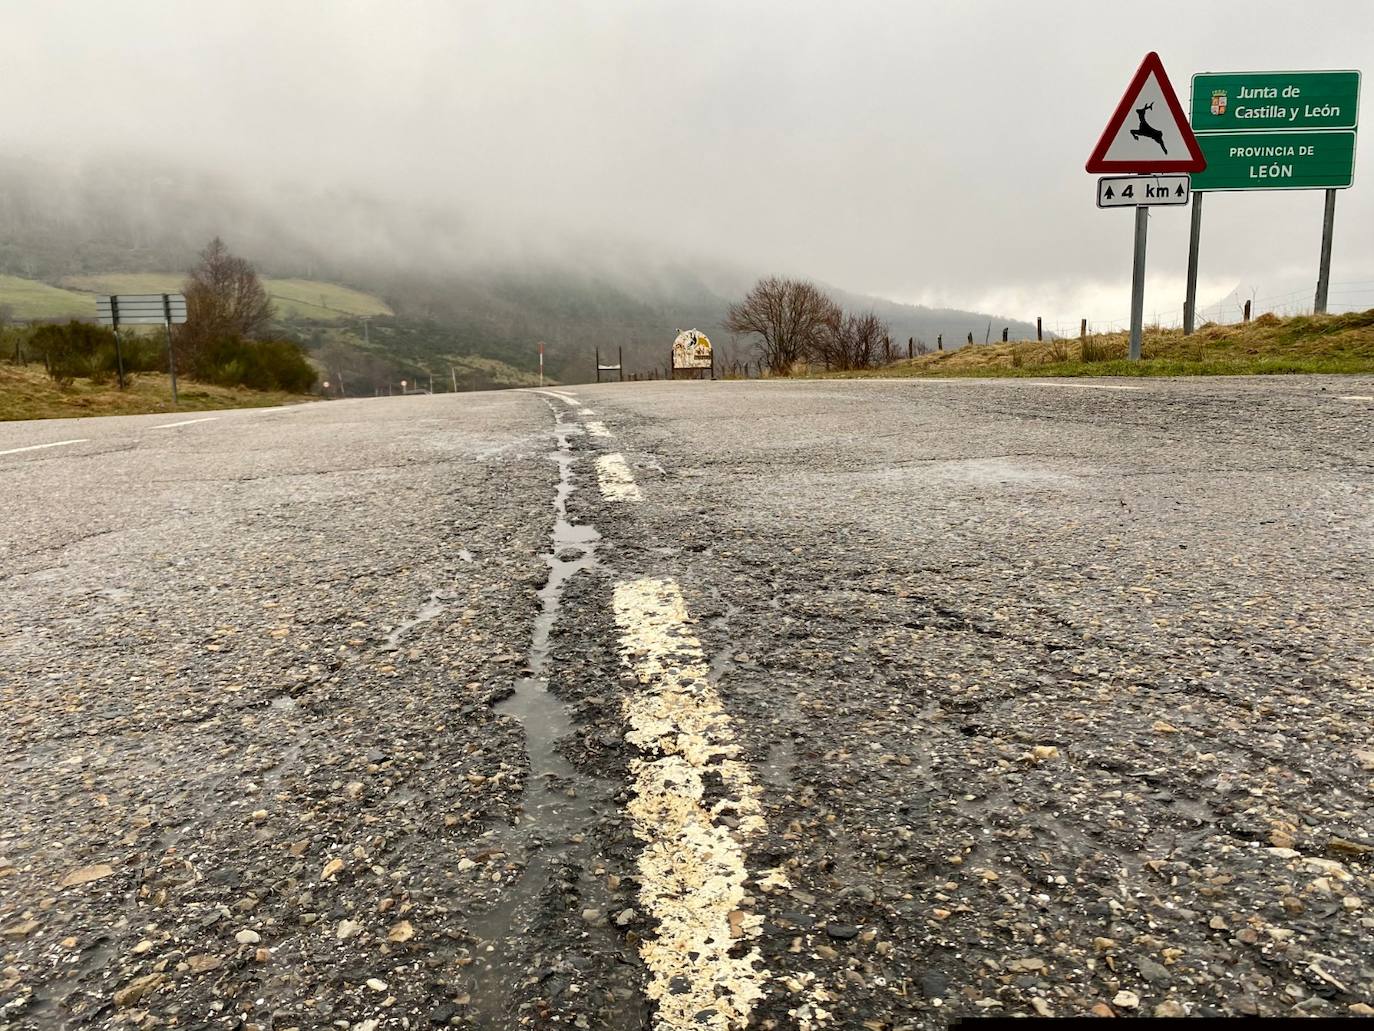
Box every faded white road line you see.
[595,453,642,501]
[1337,394,1374,402]
[539,389,579,404]
[613,577,776,1031]
[0,438,88,456]
[584,420,614,439]
[152,416,220,429]
[1022,381,1145,391]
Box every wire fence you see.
[1045,279,1374,338]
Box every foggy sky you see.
[9,0,1374,328]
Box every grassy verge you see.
[816,309,1374,379]
[0,363,315,422]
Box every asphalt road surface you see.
[2,375,1372,1030]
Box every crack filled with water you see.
[463,402,644,1027]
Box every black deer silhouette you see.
[1130,102,1168,154]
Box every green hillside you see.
[59,274,392,320]
[0,276,93,320]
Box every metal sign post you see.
[1315,188,1337,313]
[1086,53,1206,360]
[161,293,179,406]
[1183,193,1204,334]
[1129,207,1150,360]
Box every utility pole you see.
[451,366,457,392]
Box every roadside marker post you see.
[1184,69,1360,326]
[1087,52,1206,360]
[538,341,545,387]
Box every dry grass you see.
[821,309,1374,379]
[0,363,315,422]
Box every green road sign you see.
[1189,130,1356,191]
[1191,70,1360,132]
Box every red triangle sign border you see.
[1086,52,1206,174]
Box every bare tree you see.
[725,276,840,375]
[177,237,275,367]
[819,310,889,370]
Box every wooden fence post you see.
[1243,299,1252,323]
[1036,317,1043,341]
[1002,327,1008,342]
[1080,318,1087,338]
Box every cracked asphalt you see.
[1,374,1372,1029]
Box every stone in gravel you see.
[185,954,221,973]
[825,923,861,940]
[1113,990,1140,1009]
[235,929,260,945]
[456,858,477,872]
[429,1006,457,1025]
[581,908,603,925]
[1154,1001,1187,1017]
[336,919,362,940]
[614,908,635,928]
[919,971,948,999]
[1090,1002,1115,1017]
[114,973,165,1007]
[387,920,414,942]
[60,864,114,888]
[321,858,345,880]
[1349,1003,1374,1016]
[366,978,387,991]
[1134,956,1170,983]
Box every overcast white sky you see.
[7,0,1373,327]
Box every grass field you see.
[51,275,393,321]
[0,276,95,320]
[816,309,1374,379]
[0,363,315,422]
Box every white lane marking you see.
[577,407,596,416]
[595,453,642,501]
[0,438,88,456]
[613,577,770,1031]
[1022,381,1145,391]
[152,416,220,429]
[538,389,579,404]
[1337,394,1373,401]
[584,420,613,439]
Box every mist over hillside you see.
[0,157,1039,384]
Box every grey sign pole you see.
[1183,193,1203,335]
[1129,205,1149,361]
[162,293,179,406]
[110,295,127,390]
[1314,189,1337,315]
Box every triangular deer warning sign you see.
[1086,52,1206,173]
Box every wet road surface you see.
[2,376,1372,1028]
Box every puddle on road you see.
[466,403,642,1026]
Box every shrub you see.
[193,336,315,393]
[31,322,120,384]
